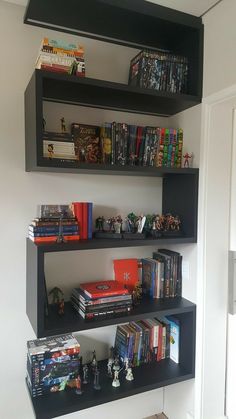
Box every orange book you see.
[113,258,138,292]
[29,235,80,243]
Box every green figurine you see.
[48,287,64,305]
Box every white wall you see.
[0,2,200,419]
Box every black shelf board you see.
[27,358,194,419]
[38,70,201,117]
[44,298,195,336]
[28,235,197,254]
[24,0,202,51]
[31,157,199,176]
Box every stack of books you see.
[26,334,81,398]
[28,205,80,243]
[43,131,76,162]
[36,37,85,76]
[114,315,180,367]
[71,280,132,320]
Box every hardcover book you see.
[113,258,139,291]
[71,123,101,163]
[79,280,129,299]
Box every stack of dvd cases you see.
[26,334,80,397]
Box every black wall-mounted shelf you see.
[27,350,195,419]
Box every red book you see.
[79,280,129,299]
[82,202,88,240]
[157,321,163,361]
[29,235,80,243]
[113,258,138,292]
[72,202,83,240]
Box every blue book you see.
[87,203,93,239]
[166,315,180,363]
[29,225,79,234]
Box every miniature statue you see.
[136,214,146,233]
[124,357,129,371]
[56,213,67,243]
[113,355,120,371]
[75,374,82,395]
[48,287,64,305]
[183,152,193,168]
[60,117,66,132]
[106,216,116,232]
[112,369,121,387]
[114,220,121,234]
[107,347,114,377]
[132,282,142,306]
[95,216,105,231]
[91,350,97,372]
[174,215,181,231]
[93,367,101,390]
[83,364,89,384]
[126,367,134,381]
[58,298,65,315]
[126,212,137,233]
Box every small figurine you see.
[113,355,120,371]
[132,282,142,306]
[75,374,82,395]
[91,350,97,372]
[126,367,134,381]
[136,214,146,233]
[124,357,129,371]
[60,117,66,132]
[58,298,64,315]
[83,364,89,384]
[106,216,116,232]
[112,369,121,387]
[107,347,114,377]
[93,367,101,390]
[95,216,105,232]
[56,213,67,243]
[48,287,64,305]
[42,117,46,131]
[183,152,193,168]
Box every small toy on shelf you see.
[107,347,114,377]
[56,213,67,243]
[83,364,89,384]
[132,282,142,306]
[183,152,193,168]
[95,216,105,232]
[112,369,121,387]
[58,298,65,315]
[123,212,146,239]
[75,374,83,395]
[60,117,66,132]
[93,367,101,390]
[91,350,97,372]
[126,367,134,381]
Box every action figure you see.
[183,152,193,168]
[91,350,97,372]
[112,369,121,387]
[136,214,146,233]
[93,367,101,390]
[75,374,82,395]
[106,217,116,232]
[58,298,64,315]
[107,347,114,377]
[132,282,142,306]
[48,287,64,305]
[83,364,89,384]
[95,216,105,232]
[126,367,134,381]
[56,213,67,243]
[60,117,66,132]
[113,355,120,371]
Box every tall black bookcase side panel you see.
[162,173,199,241]
[26,239,45,337]
[24,0,203,98]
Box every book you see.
[79,280,129,299]
[29,235,80,243]
[113,258,139,292]
[100,123,112,164]
[71,202,83,240]
[87,203,93,240]
[166,316,180,363]
[71,123,101,163]
[38,205,74,219]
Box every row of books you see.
[129,49,188,94]
[26,334,80,398]
[114,315,179,367]
[71,202,93,240]
[43,125,183,168]
[36,37,85,77]
[71,280,132,320]
[142,249,182,299]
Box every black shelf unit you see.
[24,1,199,416]
[25,70,201,172]
[24,0,203,98]
[27,353,195,419]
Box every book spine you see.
[29,235,80,243]
[82,203,88,240]
[87,203,93,240]
[72,202,83,240]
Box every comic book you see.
[71,123,101,163]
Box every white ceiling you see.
[2,0,221,17]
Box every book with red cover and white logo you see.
[79,280,129,299]
[113,258,139,291]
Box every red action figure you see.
[183,152,193,168]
